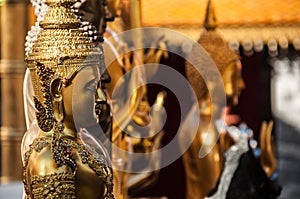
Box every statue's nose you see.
[101,69,111,84]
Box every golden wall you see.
[142,0,300,26]
[141,0,300,42]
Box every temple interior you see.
[0,0,300,198]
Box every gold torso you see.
[182,107,222,199]
[23,134,114,199]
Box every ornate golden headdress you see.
[26,0,103,131]
[185,0,239,101]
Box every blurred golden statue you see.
[104,0,168,198]
[183,0,244,198]
[22,0,114,198]
[259,120,277,177]
[183,1,278,198]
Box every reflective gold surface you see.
[22,0,114,198]
[259,120,276,177]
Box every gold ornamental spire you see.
[199,0,239,75]
[204,0,217,30]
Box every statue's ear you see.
[50,78,65,122]
[50,78,62,99]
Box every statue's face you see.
[62,65,102,128]
[222,60,245,106]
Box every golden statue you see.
[22,0,114,198]
[183,0,244,198]
[259,120,277,177]
[104,0,167,198]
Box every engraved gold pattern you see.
[23,135,114,199]
[31,172,76,199]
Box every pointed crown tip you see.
[204,0,217,30]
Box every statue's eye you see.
[85,80,98,92]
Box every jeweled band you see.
[31,172,76,199]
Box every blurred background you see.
[1,0,300,198]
